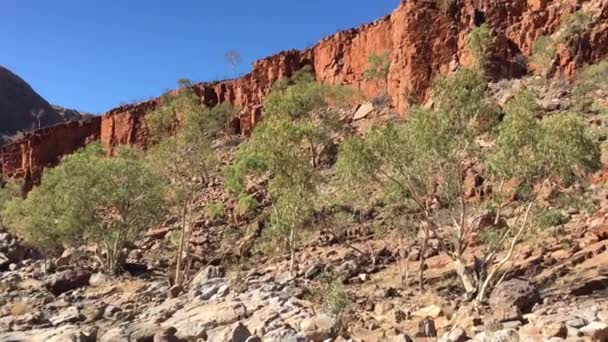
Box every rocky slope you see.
[0,66,88,145]
[3,0,608,188]
[2,98,608,341]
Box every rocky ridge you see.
[3,0,608,188]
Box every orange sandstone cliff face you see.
[2,0,607,185]
[0,118,101,190]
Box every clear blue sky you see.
[2,1,398,114]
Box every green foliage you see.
[531,206,567,230]
[576,59,608,95]
[488,90,542,179]
[325,279,352,318]
[235,194,258,217]
[206,202,225,220]
[3,143,165,272]
[531,35,556,74]
[147,86,234,143]
[538,113,601,182]
[0,179,22,230]
[490,91,600,184]
[227,68,355,263]
[338,69,495,210]
[556,192,598,214]
[469,24,493,70]
[560,10,591,43]
[364,52,390,92]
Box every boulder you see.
[44,269,91,295]
[49,306,83,326]
[301,314,336,341]
[473,329,519,342]
[439,327,467,342]
[353,102,374,120]
[305,262,323,279]
[100,327,130,342]
[191,265,225,287]
[542,323,568,339]
[154,326,181,342]
[89,272,110,287]
[413,305,442,318]
[489,278,541,321]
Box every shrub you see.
[559,10,591,43]
[235,194,258,217]
[3,143,165,273]
[206,202,225,220]
[146,83,234,285]
[469,24,493,70]
[576,60,608,95]
[531,35,556,75]
[227,67,355,272]
[325,279,352,318]
[364,51,391,95]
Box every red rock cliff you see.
[0,118,101,190]
[3,0,608,185]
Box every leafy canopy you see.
[3,143,165,272]
[227,67,355,256]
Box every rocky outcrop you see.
[3,0,608,185]
[0,118,100,190]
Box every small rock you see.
[44,268,91,295]
[224,322,251,342]
[580,322,608,340]
[374,302,394,316]
[335,260,359,278]
[305,263,323,279]
[413,305,442,318]
[49,306,83,326]
[245,337,262,342]
[566,317,587,329]
[168,285,182,298]
[100,328,130,342]
[191,265,225,287]
[275,271,294,284]
[543,323,568,339]
[418,318,437,337]
[501,321,522,329]
[439,327,467,342]
[473,329,519,342]
[353,102,374,120]
[393,334,414,342]
[78,327,98,342]
[89,272,110,287]
[154,326,180,342]
[567,326,583,338]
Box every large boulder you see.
[489,278,541,322]
[44,268,91,295]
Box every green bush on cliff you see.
[469,24,493,71]
[3,143,165,273]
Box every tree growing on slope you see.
[3,143,165,274]
[147,84,234,286]
[337,68,600,301]
[225,66,355,273]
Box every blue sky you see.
[2,1,398,114]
